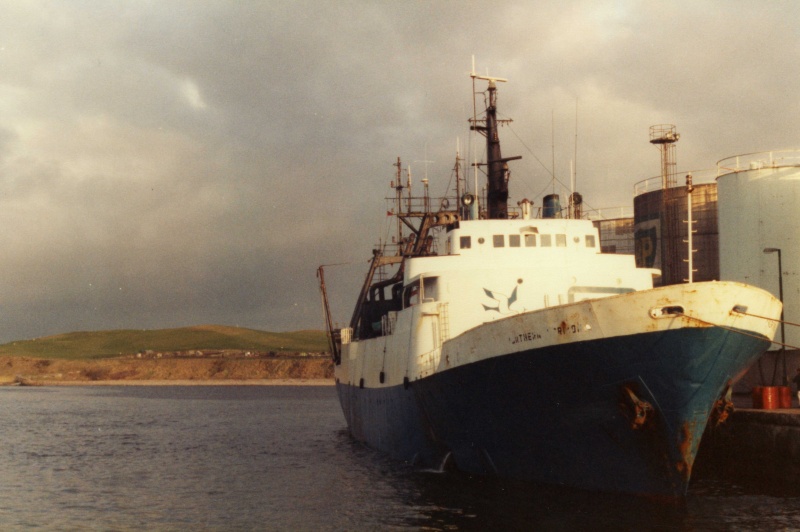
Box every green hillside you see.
[0,325,329,360]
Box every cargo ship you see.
[318,72,781,497]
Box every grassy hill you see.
[0,325,329,360]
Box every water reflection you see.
[400,471,688,530]
[330,420,800,531]
[376,465,800,531]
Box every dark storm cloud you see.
[0,0,797,341]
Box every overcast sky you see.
[0,1,797,342]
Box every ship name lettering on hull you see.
[511,332,542,344]
[557,322,585,335]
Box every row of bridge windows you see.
[459,233,596,249]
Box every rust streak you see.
[676,421,696,481]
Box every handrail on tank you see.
[633,169,717,197]
[583,206,633,220]
[633,176,662,197]
[717,149,800,177]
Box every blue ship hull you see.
[336,326,770,497]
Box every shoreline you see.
[7,378,335,387]
[0,356,334,385]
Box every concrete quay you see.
[695,400,800,494]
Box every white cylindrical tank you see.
[717,149,800,348]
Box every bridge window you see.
[422,277,438,302]
[509,234,520,247]
[556,234,567,247]
[585,235,596,248]
[403,281,419,308]
[493,235,505,247]
[524,234,537,247]
[460,236,471,249]
[541,234,552,247]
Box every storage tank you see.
[633,172,719,286]
[717,149,800,349]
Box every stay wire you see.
[678,312,800,351]
[735,310,800,330]
[506,122,606,215]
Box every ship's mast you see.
[393,156,403,245]
[453,144,464,219]
[470,72,521,219]
[484,79,506,219]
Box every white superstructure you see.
[403,218,657,341]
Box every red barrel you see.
[779,386,793,409]
[762,386,780,410]
[752,386,763,408]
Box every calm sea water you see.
[0,385,798,531]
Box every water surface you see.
[0,386,797,530]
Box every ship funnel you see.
[543,194,562,218]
